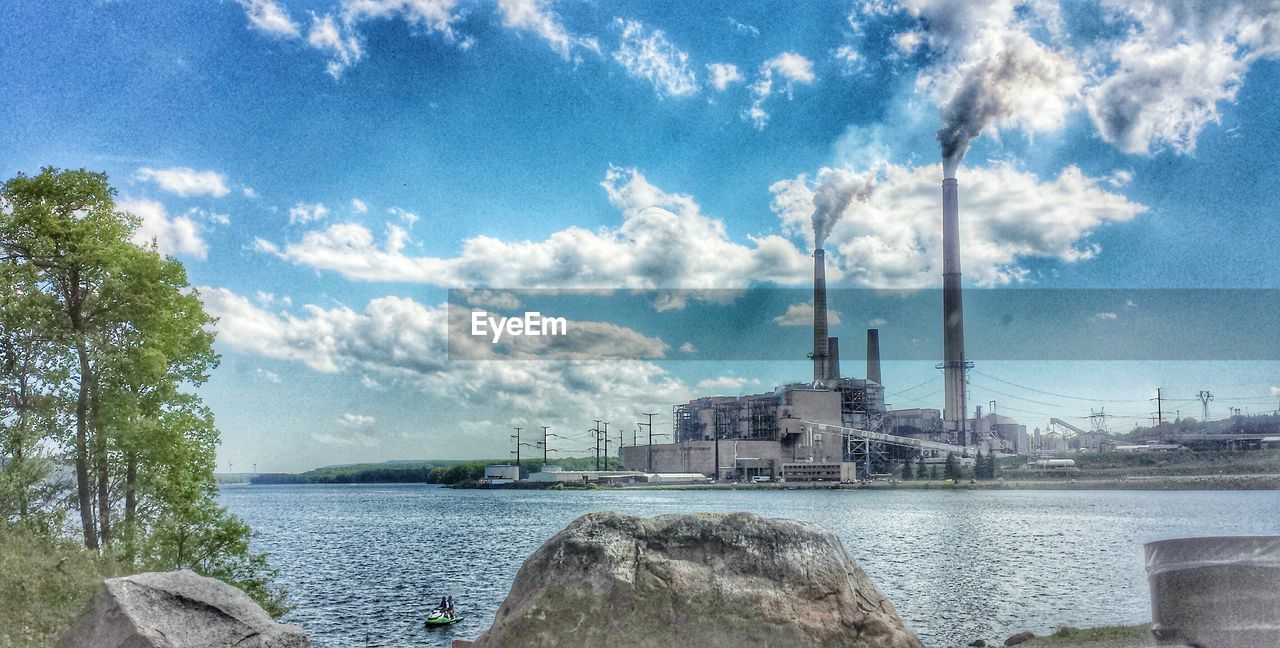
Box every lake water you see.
[219,485,1280,648]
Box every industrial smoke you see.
[810,168,873,249]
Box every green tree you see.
[974,449,985,479]
[929,465,938,480]
[0,168,135,549]
[986,452,998,479]
[916,456,927,479]
[943,452,961,480]
[899,458,912,481]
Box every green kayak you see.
[425,612,463,627]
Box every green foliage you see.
[0,168,288,632]
[899,459,912,481]
[0,524,122,647]
[254,455,625,485]
[916,456,927,479]
[943,452,961,481]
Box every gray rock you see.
[1004,630,1036,646]
[470,512,922,648]
[62,570,309,648]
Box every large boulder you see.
[62,570,309,648]
[471,512,922,648]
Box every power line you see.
[970,369,1149,403]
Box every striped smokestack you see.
[866,328,881,385]
[813,249,828,384]
[942,177,968,445]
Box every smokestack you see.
[813,249,828,384]
[866,329,881,385]
[827,337,840,381]
[942,177,968,445]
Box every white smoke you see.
[811,167,874,250]
[936,31,1083,177]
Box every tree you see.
[929,465,938,480]
[899,458,912,481]
[916,456,927,479]
[986,452,998,479]
[943,452,960,481]
[1,168,135,548]
[974,450,985,479]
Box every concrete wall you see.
[621,440,785,478]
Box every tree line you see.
[0,168,285,616]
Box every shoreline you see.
[449,473,1280,491]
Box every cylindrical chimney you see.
[827,337,840,381]
[813,249,828,384]
[942,178,968,446]
[866,329,881,385]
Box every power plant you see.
[618,215,1030,481]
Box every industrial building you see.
[620,175,1032,481]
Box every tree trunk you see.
[92,378,110,550]
[74,336,98,550]
[124,451,137,564]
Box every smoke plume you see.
[936,33,1082,178]
[811,168,873,250]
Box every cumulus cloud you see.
[200,287,690,419]
[351,198,368,213]
[289,202,329,224]
[770,161,1146,287]
[120,198,209,259]
[235,0,300,37]
[307,13,363,78]
[834,45,862,72]
[255,167,813,292]
[256,368,283,383]
[1095,311,1119,321]
[498,0,598,59]
[387,207,419,224]
[136,167,231,198]
[706,63,743,91]
[773,302,843,327]
[613,19,698,98]
[746,52,816,128]
[342,0,459,38]
[679,342,696,353]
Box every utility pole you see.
[593,420,602,471]
[602,422,610,471]
[511,427,523,468]
[641,413,659,472]
[1197,391,1214,420]
[541,426,550,465]
[1150,389,1163,426]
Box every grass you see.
[0,525,121,648]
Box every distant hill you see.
[246,456,619,485]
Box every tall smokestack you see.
[827,337,840,381]
[942,176,968,446]
[866,329,881,385]
[813,249,828,384]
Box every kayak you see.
[425,612,463,627]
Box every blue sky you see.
[3,0,1279,471]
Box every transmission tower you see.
[1197,391,1214,420]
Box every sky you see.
[2,0,1279,471]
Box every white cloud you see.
[463,290,522,310]
[256,368,283,383]
[868,318,888,327]
[242,186,258,199]
[773,302,842,327]
[1085,0,1280,155]
[351,198,368,213]
[679,342,696,353]
[201,287,690,419]
[1095,311,1119,321]
[120,198,209,260]
[1107,169,1134,187]
[235,0,300,37]
[769,161,1146,287]
[342,0,459,38]
[388,207,419,224]
[1270,386,1280,397]
[746,52,816,128]
[360,374,381,389]
[613,19,698,98]
[307,12,363,78]
[136,167,231,198]
[728,17,759,37]
[834,45,862,72]
[255,167,812,293]
[696,376,752,393]
[339,412,377,427]
[289,202,329,224]
[497,0,598,60]
[706,63,743,91]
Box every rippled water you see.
[219,485,1280,648]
